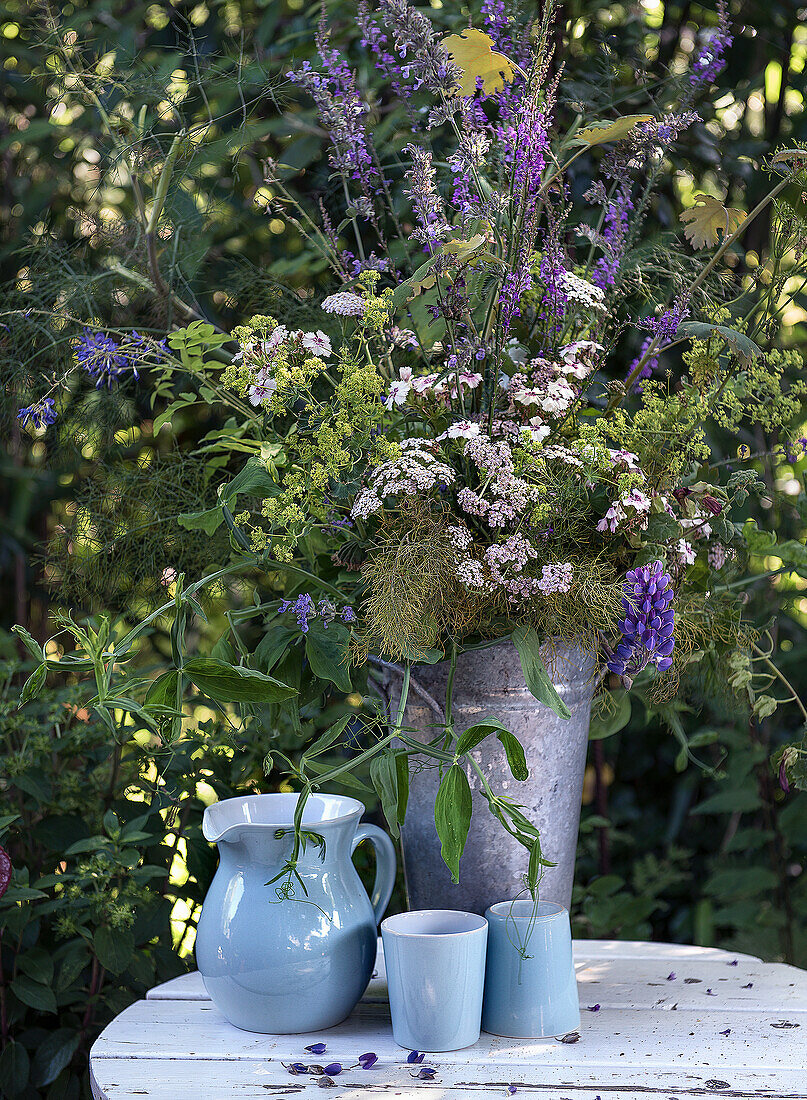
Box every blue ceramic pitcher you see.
[196,793,396,1033]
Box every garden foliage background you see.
[2,0,807,1095]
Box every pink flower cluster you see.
[459,435,539,528]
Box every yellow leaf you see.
[571,115,653,147]
[442,28,515,97]
[679,195,745,250]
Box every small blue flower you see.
[358,1052,377,1069]
[17,398,58,430]
[407,1051,424,1064]
[305,1043,327,1055]
[323,1063,342,1077]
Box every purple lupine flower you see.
[607,561,675,678]
[306,1044,327,1055]
[323,1064,342,1076]
[690,0,732,89]
[407,1051,424,1064]
[17,397,58,430]
[358,1053,378,1069]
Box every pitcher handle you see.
[352,823,396,924]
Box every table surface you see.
[90,939,807,1100]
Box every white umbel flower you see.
[321,292,365,316]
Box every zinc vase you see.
[195,793,396,1033]
[396,640,596,915]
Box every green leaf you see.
[254,623,298,672]
[145,671,180,709]
[678,321,761,362]
[220,455,282,504]
[510,628,571,719]
[19,663,47,706]
[94,926,135,974]
[303,715,351,761]
[177,506,224,534]
[305,626,352,693]
[11,625,44,662]
[589,691,632,741]
[497,730,528,781]
[455,716,508,755]
[30,1029,80,1089]
[645,511,682,543]
[183,658,297,703]
[434,764,473,883]
[18,947,53,986]
[10,974,57,1013]
[0,1040,29,1097]
[370,752,401,838]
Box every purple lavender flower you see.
[608,561,675,678]
[288,28,379,195]
[378,0,460,94]
[404,144,449,248]
[690,0,732,89]
[17,397,58,430]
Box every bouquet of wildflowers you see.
[14,0,807,890]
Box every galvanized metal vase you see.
[397,640,597,915]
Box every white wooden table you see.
[90,939,807,1099]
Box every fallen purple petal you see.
[323,1064,342,1076]
[720,1029,731,1036]
[706,988,717,996]
[727,960,738,967]
[318,1077,336,1088]
[358,1053,378,1069]
[667,972,676,981]
[407,1051,424,1064]
[307,1066,325,1076]
[742,982,754,988]
[507,1086,517,1095]
[587,1004,601,1012]
[413,1067,437,1080]
[306,1043,327,1055]
[285,1063,308,1075]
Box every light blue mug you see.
[381,909,488,1051]
[482,900,580,1038]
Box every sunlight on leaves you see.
[571,114,653,147]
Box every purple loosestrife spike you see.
[377,0,460,94]
[690,0,732,88]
